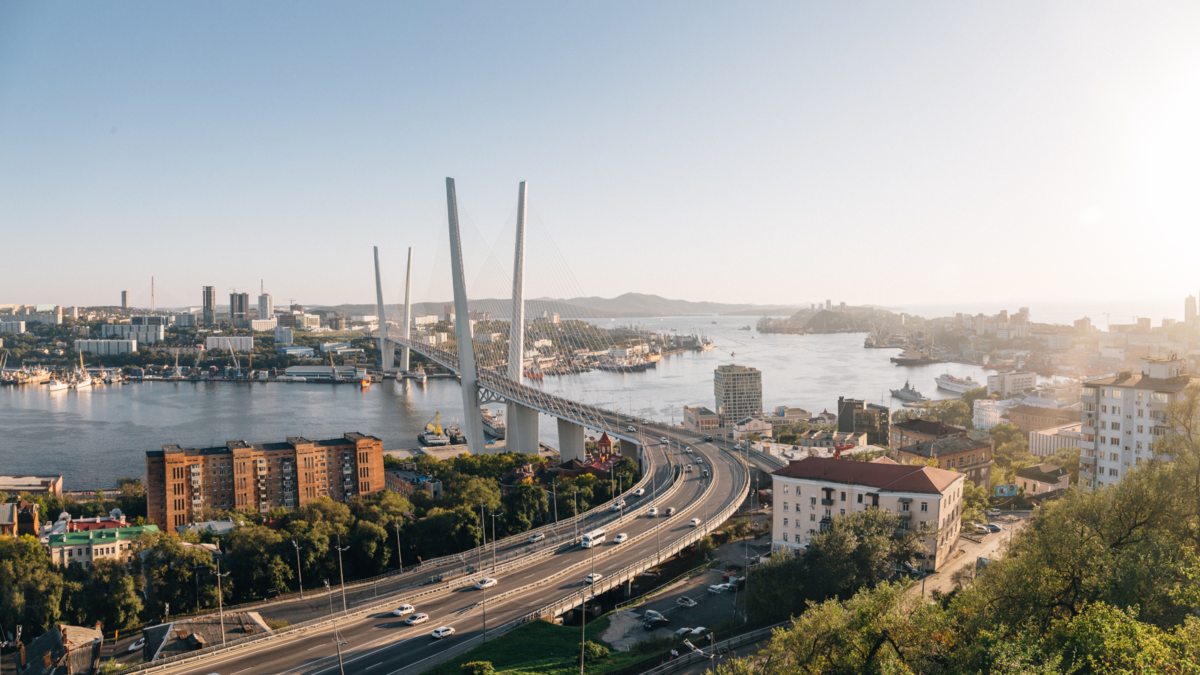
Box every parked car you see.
[585,573,603,584]
[689,626,708,636]
[974,525,990,534]
[665,507,676,516]
[613,533,628,544]
[676,596,697,608]
[405,613,429,625]
[690,518,702,527]
[530,532,545,543]
[392,604,415,616]
[647,507,659,517]
[643,609,665,620]
[985,523,1004,533]
[673,627,693,638]
[431,626,455,639]
[264,588,280,599]
[708,584,728,595]
[986,508,1002,517]
[643,617,669,630]
[634,488,645,497]
[475,578,497,590]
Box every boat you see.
[738,325,751,331]
[935,373,981,394]
[890,348,941,366]
[481,408,506,439]
[890,380,926,402]
[46,379,68,393]
[360,377,371,389]
[412,365,427,384]
[446,424,466,445]
[596,357,657,373]
[731,351,736,357]
[418,413,450,446]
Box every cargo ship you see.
[418,413,450,446]
[481,407,506,439]
[890,348,942,366]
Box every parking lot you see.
[600,567,745,650]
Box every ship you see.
[890,348,942,366]
[2,365,53,385]
[890,380,926,402]
[481,407,506,439]
[597,358,657,373]
[446,424,466,445]
[412,365,427,384]
[418,412,450,446]
[935,373,981,394]
[46,378,69,393]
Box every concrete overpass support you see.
[373,246,393,371]
[557,418,586,463]
[400,246,412,371]
[446,177,485,455]
[505,181,540,455]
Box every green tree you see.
[0,535,65,636]
[450,476,502,513]
[961,480,990,525]
[581,640,609,662]
[83,558,143,632]
[460,662,494,675]
[503,484,548,534]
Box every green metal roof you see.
[47,524,158,547]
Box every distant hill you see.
[314,293,800,320]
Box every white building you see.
[770,457,965,571]
[987,371,1037,397]
[413,315,438,328]
[732,416,774,440]
[101,324,165,344]
[22,310,63,326]
[76,339,138,355]
[258,293,273,321]
[351,314,377,323]
[274,326,294,345]
[299,314,321,329]
[250,318,278,331]
[0,321,26,334]
[1080,357,1198,492]
[533,338,553,349]
[972,399,1012,430]
[205,336,255,352]
[1030,422,1082,457]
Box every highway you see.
[152,434,747,675]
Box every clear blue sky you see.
[2,2,1198,311]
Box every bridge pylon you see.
[507,181,540,455]
[373,246,393,372]
[400,246,412,372]
[446,177,486,454]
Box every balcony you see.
[821,498,835,506]
[898,512,912,519]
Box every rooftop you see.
[1015,463,1070,484]
[47,524,158,547]
[898,436,991,459]
[148,433,380,458]
[891,419,966,438]
[18,624,103,675]
[772,456,963,494]
[1085,371,1198,393]
[0,475,62,490]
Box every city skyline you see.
[2,2,1199,308]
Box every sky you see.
[2,2,1199,313]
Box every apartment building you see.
[714,364,762,427]
[894,436,993,488]
[1030,422,1082,457]
[987,371,1037,397]
[1014,463,1070,497]
[146,433,384,529]
[1008,405,1080,437]
[770,457,965,571]
[47,524,159,567]
[837,398,891,445]
[1080,357,1198,491]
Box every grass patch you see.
[426,613,659,675]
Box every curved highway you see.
[151,433,747,675]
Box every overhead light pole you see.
[291,540,304,599]
[213,559,230,644]
[335,534,350,614]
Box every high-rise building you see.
[837,397,891,445]
[714,364,762,427]
[230,292,250,329]
[1186,296,1197,324]
[258,293,273,321]
[145,432,385,529]
[1080,357,1198,492]
[121,291,128,309]
[202,286,216,325]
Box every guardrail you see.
[634,623,783,675]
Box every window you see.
[782,486,789,494]
[1110,452,1118,461]
[920,502,928,512]
[1112,423,1121,431]
[840,509,845,515]
[1137,391,1144,401]
[782,502,788,511]
[1111,438,1119,445]
[810,513,815,521]
[810,496,816,506]
[794,534,802,543]
[1101,436,1107,444]
[1101,405,1108,413]
[902,502,910,512]
[1109,468,1118,476]
[1138,409,1144,418]
[857,494,863,503]
[1136,441,1143,450]
[840,491,845,501]
[1137,425,1144,433]
[1152,393,1170,404]
[782,518,788,527]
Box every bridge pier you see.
[506,402,540,455]
[556,418,586,463]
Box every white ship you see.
[69,369,92,390]
[481,407,506,439]
[935,373,981,394]
[46,379,69,393]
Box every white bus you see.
[581,528,606,548]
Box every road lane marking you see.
[367,663,383,670]
[232,669,252,674]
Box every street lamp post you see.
[332,623,347,675]
[214,559,230,644]
[394,521,403,572]
[324,580,334,617]
[490,511,498,573]
[573,491,580,542]
[291,540,304,599]
[335,534,350,614]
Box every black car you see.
[642,617,669,630]
[703,436,713,442]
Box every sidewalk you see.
[919,512,1027,596]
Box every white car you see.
[611,500,626,511]
[405,613,429,625]
[392,604,415,616]
[128,638,146,652]
[665,507,676,516]
[530,532,545,543]
[613,533,628,544]
[689,626,708,636]
[676,596,697,608]
[474,578,497,590]
[644,609,665,620]
[661,437,668,443]
[707,584,727,595]
[634,488,645,497]
[585,573,603,584]
[986,508,1002,517]
[627,425,636,432]
[673,627,693,638]
[647,507,659,517]
[690,518,702,527]
[431,626,455,639]
[685,448,692,453]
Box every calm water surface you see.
[0,317,989,488]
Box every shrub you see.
[460,662,494,675]
[582,640,610,661]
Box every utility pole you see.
[324,580,334,616]
[291,540,304,599]
[394,522,403,572]
[573,491,580,542]
[332,622,347,675]
[335,534,350,614]
[491,511,498,573]
[214,559,230,644]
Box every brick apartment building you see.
[889,418,968,449]
[894,436,994,488]
[146,432,385,529]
